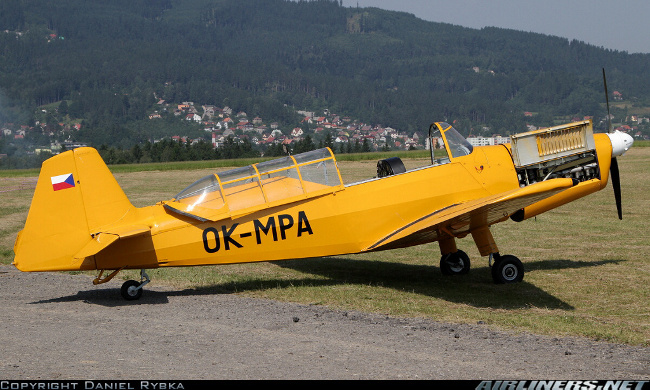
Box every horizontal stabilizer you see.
[74,225,151,260]
[74,233,119,260]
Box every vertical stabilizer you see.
[13,147,134,272]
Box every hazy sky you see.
[342,0,650,54]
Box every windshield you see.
[435,122,473,158]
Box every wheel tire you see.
[121,280,143,301]
[440,250,471,275]
[491,255,524,284]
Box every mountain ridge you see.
[1,0,649,164]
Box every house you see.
[202,105,217,116]
[237,121,254,132]
[335,136,348,143]
[425,137,445,150]
[186,113,201,122]
[466,135,510,147]
[211,133,221,148]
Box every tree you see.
[362,138,371,152]
[131,144,143,162]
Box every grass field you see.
[1,147,648,346]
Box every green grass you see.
[1,147,648,346]
[633,140,650,147]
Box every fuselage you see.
[93,143,521,270]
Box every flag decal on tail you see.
[51,173,75,191]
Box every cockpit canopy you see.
[167,148,344,220]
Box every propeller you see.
[610,156,622,219]
[602,68,629,220]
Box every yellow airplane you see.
[13,119,633,300]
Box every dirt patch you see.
[1,265,648,380]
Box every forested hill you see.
[1,0,649,153]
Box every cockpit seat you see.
[377,157,406,178]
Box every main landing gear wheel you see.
[121,280,142,301]
[491,254,524,284]
[440,250,471,275]
[120,269,151,301]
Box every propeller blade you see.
[610,157,622,220]
[604,69,629,219]
[603,68,613,133]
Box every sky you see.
[341,0,650,54]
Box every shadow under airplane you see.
[30,257,621,310]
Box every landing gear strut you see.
[120,269,150,301]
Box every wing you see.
[366,177,577,251]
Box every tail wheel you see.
[491,255,524,284]
[121,280,143,300]
[440,250,471,275]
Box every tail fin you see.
[13,147,135,272]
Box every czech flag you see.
[51,173,75,191]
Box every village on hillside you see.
[152,99,519,153]
[157,100,424,152]
[2,87,648,160]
